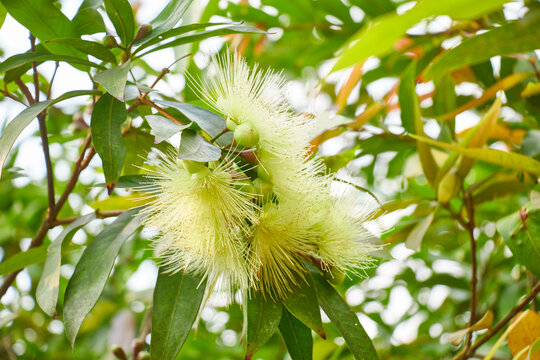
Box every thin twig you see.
[51,210,125,227]
[15,79,34,104]
[460,281,540,359]
[132,307,152,360]
[37,112,56,214]
[139,98,185,125]
[0,89,25,104]
[210,128,229,143]
[46,62,59,100]
[463,194,478,353]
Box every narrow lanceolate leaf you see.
[424,15,540,80]
[405,211,435,251]
[400,62,438,186]
[411,134,540,176]
[146,115,191,143]
[309,267,378,360]
[0,0,78,56]
[63,209,140,349]
[0,90,100,180]
[497,209,540,278]
[151,268,206,360]
[155,100,226,138]
[279,308,313,360]
[0,52,106,74]
[246,292,282,360]
[36,213,97,317]
[0,4,6,29]
[94,61,131,101]
[90,94,128,193]
[283,269,325,338]
[0,245,47,276]
[142,0,194,44]
[46,38,117,64]
[103,0,135,46]
[178,129,221,162]
[137,26,266,56]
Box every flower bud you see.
[103,35,118,49]
[191,167,211,181]
[234,123,259,147]
[324,266,346,285]
[256,165,271,182]
[138,351,151,360]
[180,160,206,174]
[437,169,460,203]
[226,118,238,131]
[134,25,153,42]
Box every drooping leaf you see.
[0,0,78,56]
[332,0,508,71]
[246,291,283,360]
[63,208,141,349]
[103,0,135,46]
[0,52,106,74]
[309,267,378,360]
[178,129,221,162]
[279,308,313,360]
[0,90,101,180]
[154,100,226,138]
[151,268,206,360]
[497,209,540,278]
[424,15,540,80]
[146,114,191,142]
[90,93,128,193]
[46,38,117,64]
[72,0,106,35]
[405,210,435,251]
[411,134,540,175]
[283,269,325,338]
[94,61,131,101]
[36,213,97,317]
[137,26,266,56]
[0,245,47,276]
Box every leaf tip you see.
[317,328,327,340]
[106,183,116,195]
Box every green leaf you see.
[0,3,6,29]
[497,210,540,278]
[410,134,540,176]
[400,61,438,186]
[178,129,221,162]
[104,0,135,46]
[283,269,325,338]
[63,208,141,349]
[90,93,128,193]
[0,90,100,180]
[137,26,266,56]
[94,61,131,101]
[0,0,78,55]
[143,0,194,43]
[279,308,313,360]
[424,15,540,80]
[146,114,191,142]
[246,292,282,360]
[72,0,106,35]
[155,100,225,138]
[151,268,206,360]
[36,213,97,317]
[0,52,106,74]
[134,22,232,53]
[46,38,117,64]
[332,0,508,71]
[309,267,378,360]
[0,245,47,276]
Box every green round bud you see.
[253,178,273,201]
[256,165,271,182]
[180,160,206,174]
[234,123,259,148]
[103,35,118,49]
[226,118,238,131]
[138,351,151,360]
[235,179,254,195]
[191,167,211,181]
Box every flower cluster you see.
[142,54,380,300]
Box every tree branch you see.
[464,194,478,353]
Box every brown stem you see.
[463,281,540,358]
[464,194,478,353]
[0,89,25,104]
[37,112,56,214]
[15,79,34,104]
[140,98,185,126]
[132,308,152,360]
[47,62,59,100]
